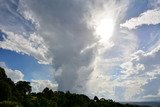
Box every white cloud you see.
[0,30,52,64]
[119,44,160,100]
[31,79,58,92]
[121,62,145,75]
[18,0,40,29]
[120,8,160,29]
[0,0,52,64]
[0,62,24,83]
[0,0,35,34]
[84,29,138,100]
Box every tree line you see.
[0,67,140,107]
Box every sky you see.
[0,0,160,102]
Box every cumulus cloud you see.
[0,62,24,83]
[120,8,160,29]
[31,79,58,92]
[119,44,160,100]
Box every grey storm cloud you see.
[0,0,98,95]
[19,0,97,93]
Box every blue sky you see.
[0,49,53,81]
[0,0,160,101]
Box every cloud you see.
[0,62,24,83]
[19,0,98,94]
[143,89,160,101]
[0,0,35,34]
[0,30,52,64]
[31,79,58,92]
[148,0,160,9]
[120,8,160,30]
[119,44,160,100]
[0,0,51,64]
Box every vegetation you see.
[0,67,140,107]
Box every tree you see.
[0,80,11,101]
[16,81,31,95]
[42,87,50,94]
[42,87,54,98]
[94,96,99,101]
[0,67,7,79]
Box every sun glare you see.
[95,18,115,44]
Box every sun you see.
[95,17,115,44]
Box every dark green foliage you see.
[0,101,22,107]
[42,87,54,99]
[0,80,11,101]
[0,67,140,107]
[16,81,31,95]
[94,96,99,101]
[0,67,7,78]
